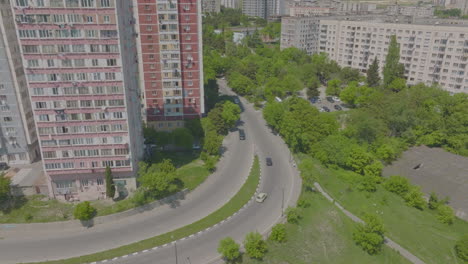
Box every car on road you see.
[321,106,331,112]
[239,129,246,140]
[234,98,240,104]
[332,96,341,102]
[256,192,268,203]
[334,105,343,111]
[266,157,273,166]
[326,97,335,103]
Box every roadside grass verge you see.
[28,156,259,264]
[296,154,468,264]
[242,191,411,264]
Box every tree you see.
[358,175,378,192]
[221,101,241,129]
[428,192,440,210]
[73,201,96,221]
[353,214,385,254]
[285,206,301,223]
[375,144,396,164]
[404,186,426,210]
[244,232,267,259]
[185,119,204,139]
[263,102,285,130]
[217,237,240,262]
[437,205,455,224]
[203,130,223,155]
[455,235,468,261]
[383,175,410,196]
[172,128,194,149]
[326,79,342,96]
[105,166,115,199]
[340,67,361,84]
[138,160,176,197]
[383,35,405,87]
[0,174,11,203]
[345,147,373,175]
[339,83,376,107]
[367,57,381,87]
[388,78,407,92]
[269,223,286,242]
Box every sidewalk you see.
[314,182,426,264]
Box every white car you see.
[332,96,341,102]
[256,193,267,203]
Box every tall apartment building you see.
[202,0,221,13]
[3,0,144,200]
[281,16,320,54]
[0,6,39,165]
[221,0,240,9]
[242,0,279,19]
[387,5,435,17]
[134,0,204,131]
[318,18,468,94]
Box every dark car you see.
[266,157,273,166]
[322,106,331,112]
[310,97,320,103]
[0,162,9,171]
[239,129,246,140]
[326,97,335,103]
[334,104,343,111]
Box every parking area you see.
[309,86,349,113]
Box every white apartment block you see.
[202,0,221,13]
[221,0,240,9]
[319,19,468,94]
[281,16,320,54]
[242,0,279,19]
[387,5,435,17]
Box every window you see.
[3,117,12,122]
[101,0,111,7]
[92,59,99,66]
[103,15,110,23]
[106,59,116,66]
[47,59,55,67]
[55,180,73,188]
[113,136,123,143]
[97,178,104,185]
[81,0,94,7]
[33,88,44,95]
[38,114,49,121]
[28,60,39,67]
[36,102,47,109]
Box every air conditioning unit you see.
[72,82,78,86]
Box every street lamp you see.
[171,235,178,264]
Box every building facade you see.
[221,0,240,9]
[0,5,39,165]
[280,16,320,54]
[242,0,279,19]
[5,0,144,200]
[319,18,468,93]
[134,0,204,131]
[202,0,221,13]
[387,5,435,17]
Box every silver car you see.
[256,193,267,203]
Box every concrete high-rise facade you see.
[281,16,320,54]
[0,5,40,165]
[242,0,279,19]
[221,0,240,9]
[4,0,144,200]
[319,18,468,94]
[202,0,221,13]
[134,0,204,131]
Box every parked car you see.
[0,162,8,171]
[322,106,331,112]
[256,192,268,203]
[334,105,343,111]
[326,97,335,103]
[310,97,320,103]
[332,96,341,102]
[234,98,240,104]
[266,157,273,166]
[239,129,246,140]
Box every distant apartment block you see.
[281,16,320,54]
[242,0,279,19]
[0,6,39,165]
[319,18,468,94]
[4,0,144,200]
[221,0,240,9]
[202,0,221,13]
[387,5,435,17]
[134,0,204,131]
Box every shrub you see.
[204,155,217,172]
[383,175,410,196]
[404,186,426,210]
[24,213,33,221]
[131,189,148,206]
[455,235,468,261]
[352,214,385,254]
[428,192,439,210]
[358,175,378,193]
[73,201,96,221]
[297,198,311,208]
[217,237,240,262]
[437,205,455,225]
[244,232,267,259]
[285,206,301,224]
[269,223,286,242]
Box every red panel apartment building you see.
[134,0,204,130]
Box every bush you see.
[455,235,468,261]
[269,223,286,242]
[217,237,240,262]
[204,155,218,172]
[24,213,33,221]
[404,186,426,210]
[352,214,385,254]
[358,175,378,193]
[437,205,455,225]
[297,198,311,208]
[285,206,301,223]
[73,201,96,221]
[428,192,439,210]
[383,175,410,196]
[131,189,148,206]
[244,232,267,259]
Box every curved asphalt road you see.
[110,80,302,264]
[0,109,254,263]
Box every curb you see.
[86,152,259,264]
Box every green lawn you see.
[242,191,410,264]
[30,156,259,264]
[0,195,74,223]
[297,154,468,264]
